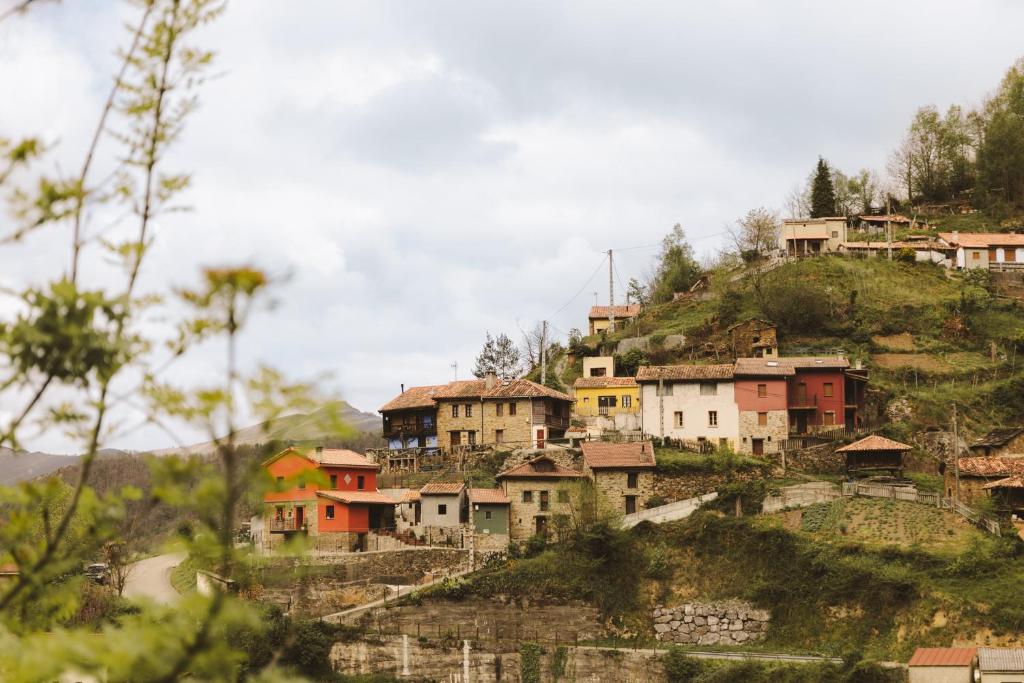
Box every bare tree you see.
[728,207,780,259]
[783,182,810,218]
[104,541,133,598]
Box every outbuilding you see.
[836,434,912,478]
[468,488,510,535]
[907,647,975,683]
[978,647,1024,682]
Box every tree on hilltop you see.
[472,332,521,379]
[650,224,702,303]
[810,157,837,217]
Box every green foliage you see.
[894,247,915,264]
[549,645,568,680]
[519,642,544,683]
[655,448,770,476]
[662,646,703,682]
[811,157,837,217]
[651,224,702,304]
[472,331,521,379]
[615,347,650,376]
[758,272,830,335]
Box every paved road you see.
[124,551,186,604]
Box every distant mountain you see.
[0,448,80,486]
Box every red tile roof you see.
[836,435,913,453]
[419,482,466,496]
[589,304,641,319]
[939,232,1024,248]
[573,377,638,389]
[469,488,511,504]
[316,490,396,505]
[957,456,1024,477]
[636,364,734,382]
[314,449,380,469]
[581,441,656,469]
[399,490,421,503]
[908,647,976,667]
[733,358,795,377]
[842,240,945,250]
[983,475,1024,490]
[379,385,444,412]
[432,378,571,402]
[496,455,586,480]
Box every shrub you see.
[646,495,668,508]
[662,646,703,682]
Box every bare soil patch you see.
[872,333,916,351]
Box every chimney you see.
[952,230,959,243]
[316,446,323,455]
[401,383,405,394]
[485,372,497,390]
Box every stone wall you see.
[737,410,788,455]
[653,601,770,646]
[652,467,768,503]
[591,468,655,515]
[500,449,582,473]
[771,441,845,474]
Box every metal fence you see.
[841,482,1000,536]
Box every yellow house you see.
[572,377,640,417]
[588,305,641,335]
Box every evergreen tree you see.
[650,224,702,304]
[810,157,837,217]
[472,332,521,379]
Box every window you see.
[468,431,477,445]
[823,382,833,398]
[423,415,434,428]
[823,411,835,426]
[523,491,533,503]
[674,411,684,428]
[496,403,503,417]
[451,404,459,418]
[583,397,589,403]
[330,474,337,489]
[831,230,839,238]
[495,429,504,444]
[437,504,448,516]
[485,510,492,520]
[700,382,717,396]
[539,491,550,512]
[509,402,517,415]
[757,383,767,398]
[627,472,638,489]
[708,411,718,427]
[357,475,365,490]
[298,479,306,490]
[590,367,607,377]
[558,490,569,503]
[659,383,673,396]
[972,251,980,260]
[622,395,632,408]
[758,412,768,426]
[325,505,335,520]
[275,506,284,520]
[276,476,284,487]
[464,403,473,417]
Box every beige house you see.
[582,356,615,378]
[908,647,975,683]
[939,232,1024,270]
[418,482,465,527]
[496,455,586,540]
[580,441,656,515]
[588,304,641,335]
[780,217,847,256]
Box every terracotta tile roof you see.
[469,488,511,505]
[496,455,586,480]
[957,456,1024,477]
[733,358,795,377]
[836,435,913,453]
[636,364,734,382]
[581,441,656,469]
[431,377,571,402]
[379,384,444,412]
[314,449,380,469]
[978,647,1024,671]
[399,491,421,503]
[776,356,850,370]
[908,647,976,667]
[0,563,18,575]
[419,481,465,496]
[783,217,846,223]
[573,376,638,389]
[588,304,641,319]
[841,240,945,250]
[939,232,1024,248]
[983,475,1024,490]
[316,490,396,505]
[971,428,1024,449]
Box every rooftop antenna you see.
[593,291,599,306]
[450,361,458,381]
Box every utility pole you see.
[608,249,615,332]
[886,196,893,261]
[952,403,960,504]
[540,320,548,385]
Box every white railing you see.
[620,492,718,528]
[762,482,840,513]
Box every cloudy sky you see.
[1,0,1022,452]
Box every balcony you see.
[544,414,570,430]
[269,518,306,533]
[383,422,436,439]
[788,393,819,410]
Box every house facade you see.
[907,647,976,683]
[379,385,441,451]
[582,356,614,377]
[468,488,510,535]
[943,456,1024,506]
[727,318,778,359]
[969,428,1024,457]
[780,217,847,256]
[939,232,1024,270]
[781,357,858,434]
[637,364,739,450]
[497,455,586,540]
[733,358,791,456]
[580,441,656,515]
[572,376,640,418]
[588,304,641,335]
[419,482,465,527]
[433,376,572,450]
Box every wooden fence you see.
[841,482,1000,535]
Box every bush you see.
[646,495,668,508]
[663,646,703,682]
[895,247,916,264]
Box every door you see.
[295,506,304,530]
[536,428,545,449]
[535,516,547,537]
[625,496,637,515]
[752,438,764,456]
[450,431,461,447]
[795,412,807,434]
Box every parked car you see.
[84,563,109,585]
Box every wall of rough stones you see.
[652,468,768,503]
[768,441,845,474]
[653,601,770,646]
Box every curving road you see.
[123,551,186,604]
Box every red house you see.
[262,446,395,550]
[779,357,866,434]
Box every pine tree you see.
[473,332,521,379]
[810,157,837,217]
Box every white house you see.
[636,364,739,450]
[418,482,465,527]
[939,231,1024,270]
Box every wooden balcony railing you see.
[269,518,305,533]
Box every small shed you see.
[907,647,975,683]
[468,488,510,535]
[983,474,1024,520]
[978,647,1024,683]
[419,482,465,527]
[726,318,778,359]
[969,428,1024,458]
[836,435,912,478]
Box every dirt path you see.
[124,551,186,605]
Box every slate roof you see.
[636,364,734,382]
[939,232,1024,248]
[496,455,586,480]
[907,647,976,667]
[580,441,656,469]
[573,377,638,389]
[379,385,444,412]
[836,435,913,453]
[468,488,511,505]
[588,304,641,319]
[432,378,571,402]
[956,456,1024,477]
[733,358,795,377]
[316,490,396,505]
[978,647,1024,672]
[419,482,466,496]
[971,427,1024,449]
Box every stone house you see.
[726,318,778,359]
[419,482,465,527]
[733,357,791,456]
[580,441,656,514]
[780,217,847,256]
[468,488,510,536]
[637,364,738,450]
[378,384,441,451]
[588,304,640,335]
[907,647,976,683]
[942,456,1024,506]
[983,475,1024,523]
[433,375,572,450]
[969,428,1024,457]
[496,454,586,540]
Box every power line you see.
[547,254,607,319]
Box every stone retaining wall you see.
[652,468,768,503]
[653,602,770,646]
[772,441,845,474]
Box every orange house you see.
[262,446,395,548]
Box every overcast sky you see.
[1,1,1022,452]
